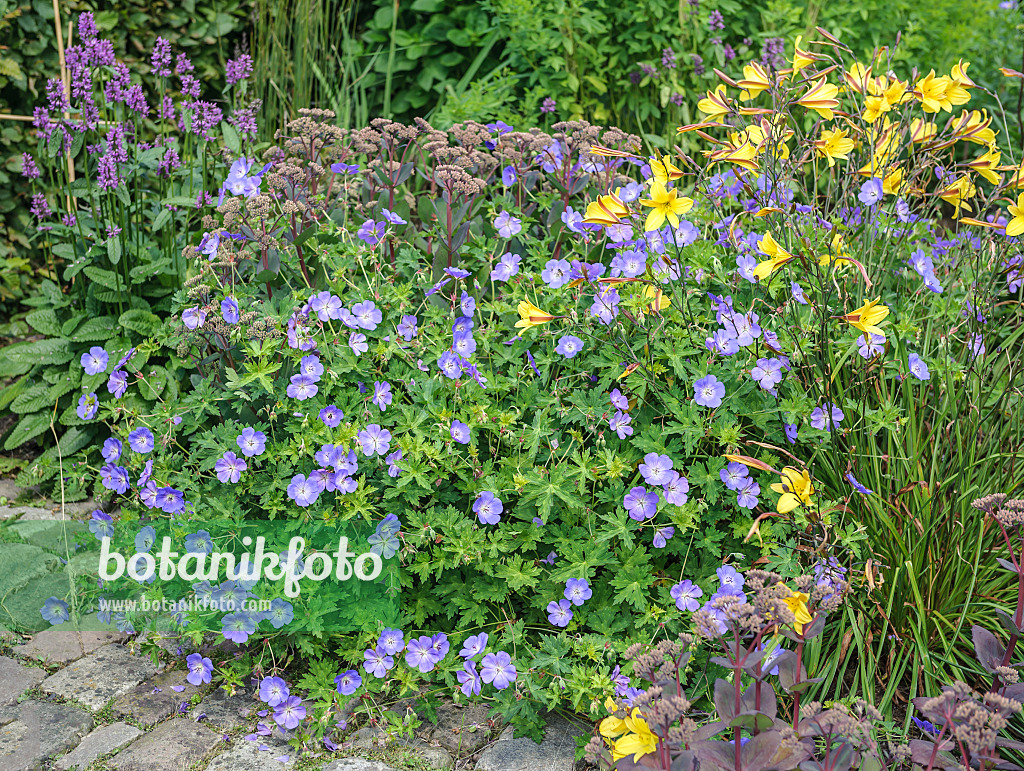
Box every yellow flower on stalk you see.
[861,76,910,123]
[818,232,854,269]
[697,84,732,123]
[937,174,977,217]
[514,300,555,330]
[638,180,694,232]
[649,156,684,186]
[613,711,659,762]
[815,127,855,167]
[946,60,975,106]
[839,297,890,339]
[914,70,954,113]
[842,62,872,93]
[706,137,760,171]
[1006,192,1024,237]
[910,118,937,144]
[951,109,996,146]
[753,231,796,280]
[783,590,813,634]
[951,60,976,89]
[790,35,818,73]
[881,165,905,196]
[738,61,772,100]
[642,285,671,316]
[770,467,815,514]
[969,146,1002,185]
[582,191,630,226]
[796,77,840,120]
[599,700,628,740]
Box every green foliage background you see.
[1,0,1021,356]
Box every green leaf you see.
[107,238,122,266]
[152,208,172,232]
[118,309,161,337]
[83,266,124,292]
[10,384,52,414]
[3,338,73,366]
[67,317,118,343]
[222,123,241,154]
[24,309,61,336]
[162,195,199,207]
[3,411,53,450]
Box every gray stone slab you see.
[54,722,143,770]
[348,726,452,769]
[14,628,125,665]
[0,479,24,503]
[324,761,397,771]
[112,669,206,726]
[108,719,220,771]
[420,702,494,755]
[40,644,159,710]
[202,739,296,770]
[0,506,51,521]
[0,657,45,706]
[189,687,257,729]
[0,700,94,771]
[474,714,587,771]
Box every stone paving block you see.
[324,760,398,771]
[0,657,45,706]
[0,479,25,502]
[0,700,93,771]
[474,714,586,771]
[0,506,51,521]
[40,644,159,710]
[189,687,257,729]
[111,668,206,726]
[54,722,143,771]
[202,739,296,770]
[420,702,494,755]
[14,629,125,665]
[108,719,220,771]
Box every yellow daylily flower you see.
[843,62,872,94]
[882,165,905,196]
[582,191,630,226]
[706,137,760,171]
[791,35,817,73]
[649,156,685,186]
[909,118,937,144]
[914,70,954,113]
[514,300,555,330]
[638,180,694,232]
[815,127,855,167]
[753,231,796,280]
[951,109,996,146]
[818,232,854,269]
[642,284,671,315]
[796,77,840,120]
[783,590,813,634]
[697,84,731,123]
[613,711,659,762]
[738,61,771,100]
[937,174,977,217]
[1006,192,1024,237]
[969,146,1002,185]
[946,60,975,106]
[770,467,815,514]
[951,59,976,89]
[839,297,890,339]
